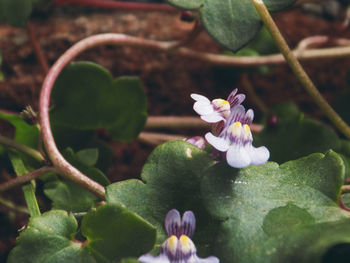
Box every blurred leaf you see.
[0,0,38,27]
[76,148,99,167]
[201,151,350,262]
[8,204,156,262]
[44,148,110,213]
[255,103,341,163]
[168,0,295,51]
[51,62,147,142]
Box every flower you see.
[185,136,206,150]
[191,89,245,123]
[205,105,269,168]
[138,209,219,263]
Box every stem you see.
[0,196,29,214]
[252,0,350,140]
[145,116,263,133]
[0,166,58,192]
[27,22,49,74]
[54,0,177,12]
[0,134,45,163]
[8,152,40,217]
[138,132,186,146]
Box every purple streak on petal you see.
[225,105,246,128]
[165,209,181,237]
[226,89,238,103]
[230,94,246,108]
[181,211,196,238]
[244,109,254,125]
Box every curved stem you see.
[252,0,350,140]
[0,196,29,214]
[0,166,58,192]
[138,132,186,146]
[39,34,173,200]
[0,134,45,163]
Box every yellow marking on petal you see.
[212,99,230,109]
[179,235,195,254]
[227,122,242,138]
[243,124,250,133]
[167,235,178,255]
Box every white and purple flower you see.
[191,89,245,123]
[139,209,219,263]
[205,105,269,168]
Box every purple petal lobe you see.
[226,105,246,125]
[244,109,254,125]
[230,94,246,108]
[226,89,238,102]
[181,211,196,238]
[165,209,181,237]
[226,145,251,168]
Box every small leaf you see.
[7,210,96,263]
[168,0,295,51]
[8,204,155,262]
[82,204,156,262]
[43,148,110,213]
[168,0,203,10]
[76,148,99,167]
[51,62,147,142]
[0,0,37,27]
[255,103,341,163]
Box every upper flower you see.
[191,89,245,123]
[205,105,269,168]
[138,209,219,263]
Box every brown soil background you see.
[1,1,350,260]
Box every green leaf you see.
[7,210,96,263]
[106,140,218,252]
[8,205,155,262]
[168,0,295,51]
[0,0,36,27]
[168,0,203,10]
[201,151,350,262]
[82,204,156,262]
[43,148,110,213]
[255,103,341,163]
[76,148,99,167]
[0,112,39,150]
[51,62,147,142]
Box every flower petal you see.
[194,255,220,263]
[247,145,270,166]
[244,109,254,125]
[201,113,225,123]
[226,88,238,102]
[193,102,214,116]
[165,209,181,237]
[138,254,170,263]
[191,93,211,104]
[226,145,251,168]
[230,94,246,108]
[205,133,230,152]
[226,105,246,126]
[181,211,196,238]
